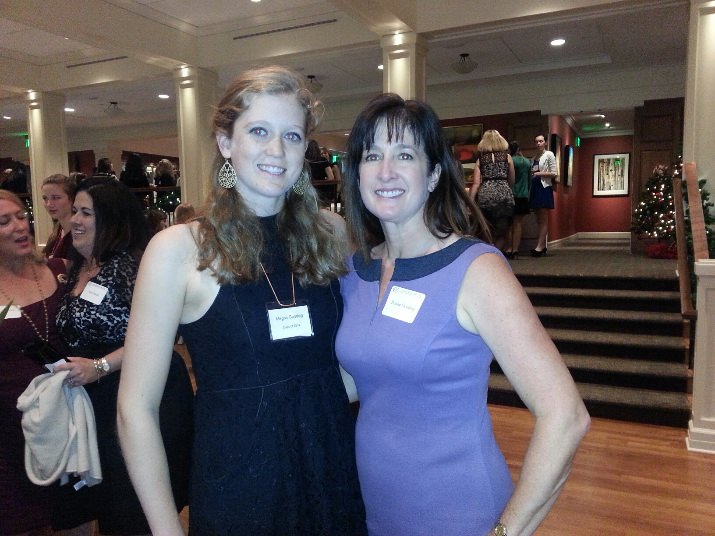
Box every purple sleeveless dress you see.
[337,238,514,536]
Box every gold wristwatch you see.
[493,522,507,536]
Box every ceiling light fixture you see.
[378,64,384,70]
[158,94,170,99]
[2,115,11,120]
[64,107,75,112]
[104,101,125,115]
[306,75,323,93]
[451,53,477,74]
[550,38,566,47]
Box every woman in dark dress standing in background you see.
[53,178,192,535]
[0,190,67,536]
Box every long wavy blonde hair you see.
[196,65,346,286]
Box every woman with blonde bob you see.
[469,129,515,251]
[118,65,366,535]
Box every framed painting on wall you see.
[593,153,630,197]
[563,144,574,186]
[549,133,562,182]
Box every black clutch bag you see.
[21,339,68,366]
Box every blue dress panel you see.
[336,239,514,536]
[179,216,366,536]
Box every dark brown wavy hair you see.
[343,93,491,261]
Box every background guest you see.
[507,140,531,259]
[469,129,515,252]
[146,208,168,236]
[0,190,68,536]
[119,153,150,189]
[41,173,79,260]
[53,178,192,536]
[92,157,116,180]
[173,202,196,224]
[154,159,177,187]
[529,133,557,257]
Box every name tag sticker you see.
[381,285,426,324]
[80,282,108,305]
[2,305,22,319]
[266,301,314,341]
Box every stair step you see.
[546,327,686,362]
[535,306,683,335]
[488,374,690,427]
[526,286,680,312]
[517,275,678,292]
[491,354,689,391]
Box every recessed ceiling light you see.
[251,0,261,3]
[378,64,384,70]
[550,38,566,47]
[605,122,611,128]
[2,115,11,120]
[597,114,606,118]
[158,94,170,99]
[64,107,75,112]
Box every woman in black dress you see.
[53,178,192,535]
[118,65,366,536]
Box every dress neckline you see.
[352,237,479,282]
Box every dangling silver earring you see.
[217,159,237,189]
[292,169,310,195]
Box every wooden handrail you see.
[672,175,695,318]
[683,162,710,262]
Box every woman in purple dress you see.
[337,94,590,536]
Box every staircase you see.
[488,236,691,427]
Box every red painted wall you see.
[548,116,578,241]
[574,136,633,232]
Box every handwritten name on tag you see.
[80,282,108,305]
[267,304,314,341]
[381,285,426,324]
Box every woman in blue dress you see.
[337,94,589,536]
[118,66,365,536]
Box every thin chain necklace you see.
[259,262,296,307]
[0,263,49,342]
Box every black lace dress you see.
[55,251,193,535]
[179,216,366,536]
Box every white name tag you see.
[266,303,314,341]
[381,285,426,324]
[80,281,108,305]
[1,305,22,318]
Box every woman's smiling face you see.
[216,93,307,216]
[70,191,96,260]
[358,122,439,228]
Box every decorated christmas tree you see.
[631,164,677,257]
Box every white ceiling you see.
[0,0,690,138]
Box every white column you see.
[174,66,219,208]
[380,32,427,101]
[687,260,715,453]
[683,1,715,196]
[26,91,68,247]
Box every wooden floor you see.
[491,405,715,535]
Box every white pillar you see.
[687,260,715,453]
[26,91,69,247]
[174,66,219,208]
[683,1,715,196]
[380,32,427,101]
